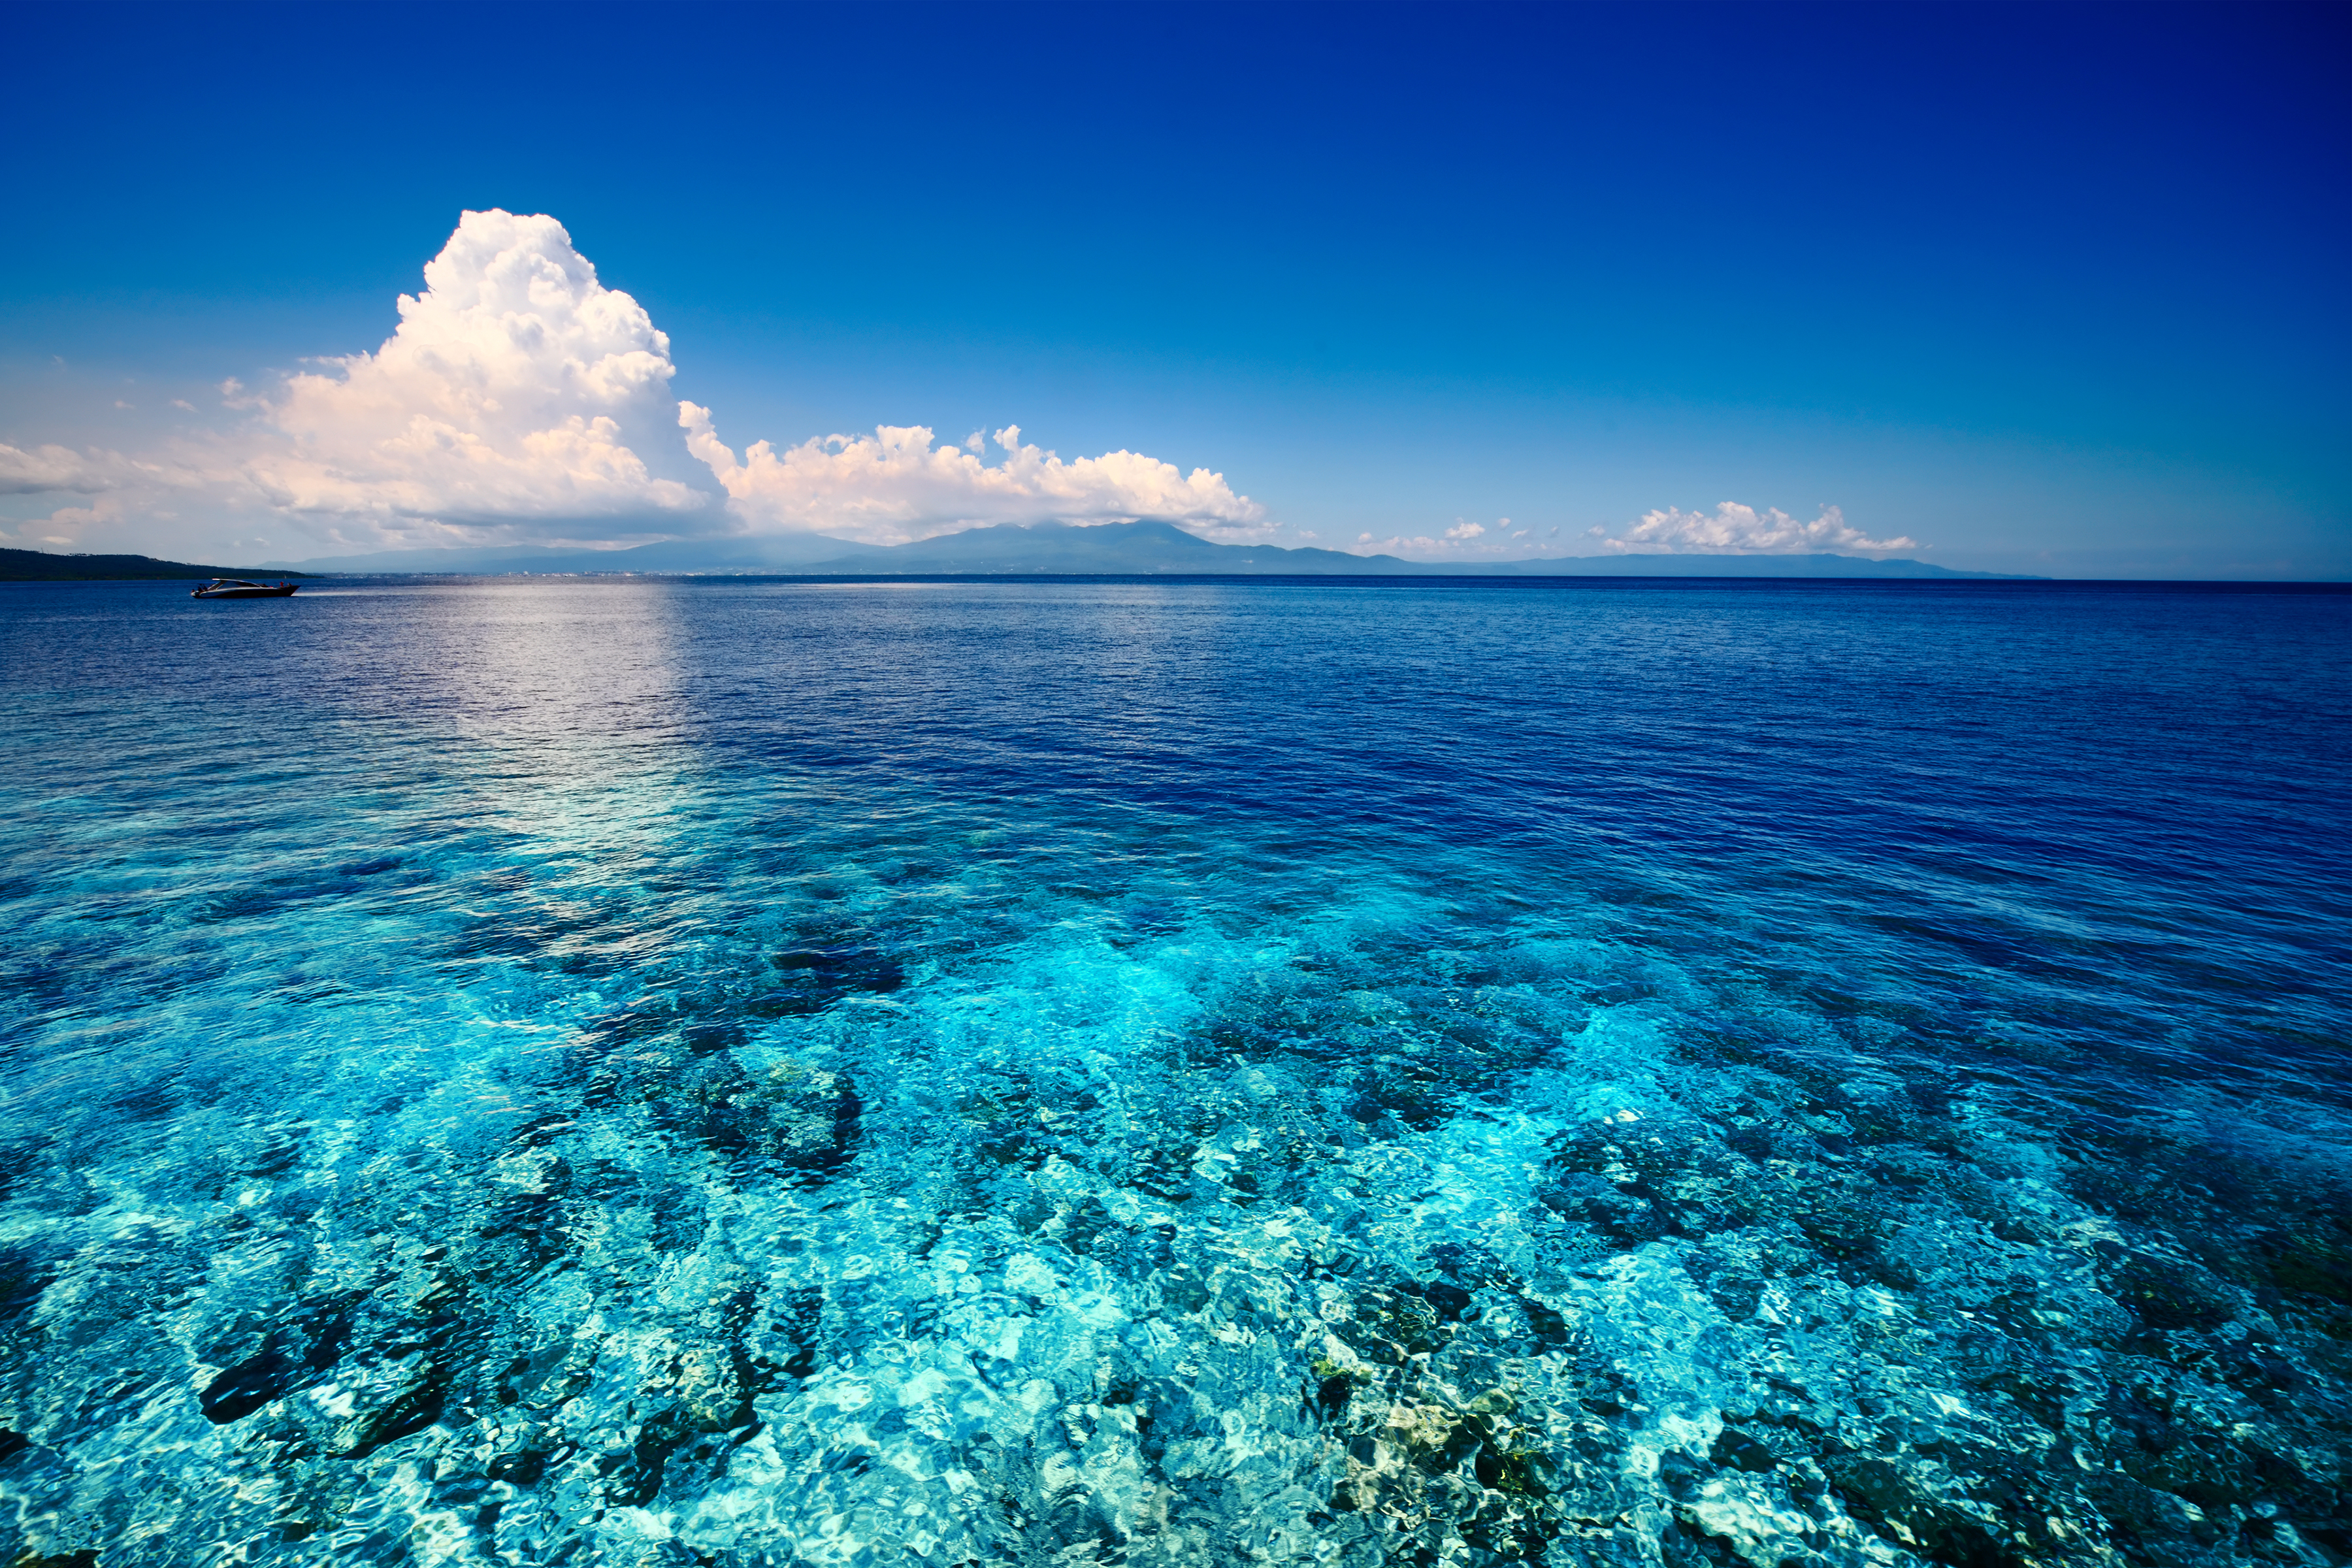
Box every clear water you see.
[1,576,2346,1568]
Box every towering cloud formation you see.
[1595,502,1917,554]
[243,210,703,530]
[679,407,1266,546]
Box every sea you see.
[0,576,2345,1568]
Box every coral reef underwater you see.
[0,578,2345,1566]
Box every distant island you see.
[263,521,2036,580]
[1,547,311,582]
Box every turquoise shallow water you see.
[0,576,2347,1567]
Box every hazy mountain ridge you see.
[270,521,2036,579]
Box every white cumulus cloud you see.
[679,406,1267,546]
[1595,502,1918,554]
[241,209,705,532]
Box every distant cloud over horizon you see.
[1588,502,1919,555]
[0,210,1271,559]
[680,406,1266,547]
[1350,517,1514,557]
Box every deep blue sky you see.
[4,1,2346,576]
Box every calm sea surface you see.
[1,577,2346,1567]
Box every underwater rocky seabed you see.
[0,580,2347,1568]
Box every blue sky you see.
[3,1,2344,576]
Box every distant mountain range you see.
[1,547,310,582]
[267,521,2034,579]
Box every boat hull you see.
[190,585,299,599]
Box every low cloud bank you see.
[1592,502,1918,555]
[680,408,1265,546]
[1348,504,1917,563]
[1,210,1269,559]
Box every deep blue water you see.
[0,576,2346,1568]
